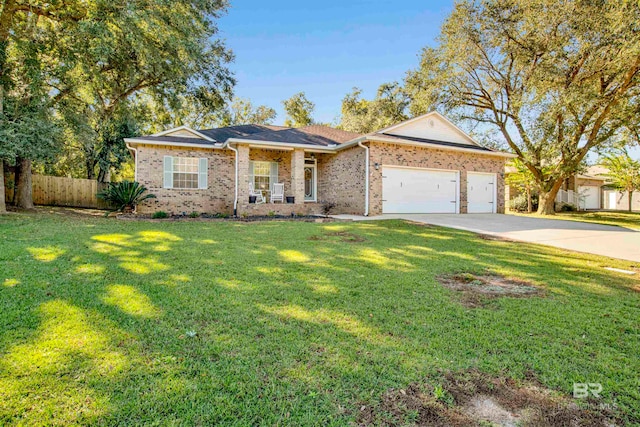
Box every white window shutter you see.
[163,156,173,188]
[270,162,278,192]
[249,161,255,188]
[198,158,208,189]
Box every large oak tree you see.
[338,83,410,134]
[0,0,234,211]
[405,0,640,214]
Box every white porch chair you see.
[271,183,285,203]
[249,182,265,204]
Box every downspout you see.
[358,141,370,216]
[125,143,138,182]
[227,142,239,217]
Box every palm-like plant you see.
[601,151,640,212]
[98,181,156,214]
[505,159,538,212]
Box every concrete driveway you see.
[335,213,640,263]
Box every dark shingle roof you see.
[131,124,497,152]
[198,124,289,142]
[376,133,495,152]
[237,125,362,146]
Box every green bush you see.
[509,193,538,212]
[559,203,577,212]
[152,211,169,219]
[189,211,200,218]
[98,180,156,214]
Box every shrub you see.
[559,203,577,212]
[267,211,276,217]
[215,212,229,219]
[508,193,538,212]
[189,211,200,218]
[98,181,156,214]
[152,211,169,219]
[321,201,336,216]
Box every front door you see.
[304,161,316,202]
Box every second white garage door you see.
[382,167,459,213]
[467,172,496,213]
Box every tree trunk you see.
[14,157,34,209]
[97,166,111,183]
[629,191,634,213]
[536,179,564,215]
[86,159,95,180]
[526,188,532,213]
[0,160,6,213]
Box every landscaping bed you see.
[117,212,339,223]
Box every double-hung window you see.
[163,156,208,189]
[249,161,278,191]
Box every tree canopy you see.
[405,0,640,214]
[218,98,277,127]
[282,92,315,127]
[0,0,234,209]
[338,83,410,133]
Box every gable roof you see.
[153,125,216,141]
[376,111,481,147]
[124,112,516,158]
[131,124,363,148]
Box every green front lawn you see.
[1,211,639,425]
[509,210,640,230]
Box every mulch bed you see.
[117,213,339,223]
[357,369,622,426]
[437,272,544,308]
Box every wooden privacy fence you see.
[5,174,111,209]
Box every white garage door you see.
[579,186,599,210]
[467,172,496,213]
[382,167,458,213]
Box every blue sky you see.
[218,0,452,125]
[217,1,638,160]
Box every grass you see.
[0,210,639,425]
[508,210,640,230]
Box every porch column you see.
[291,148,305,205]
[237,144,250,207]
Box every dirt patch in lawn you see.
[437,272,543,307]
[308,231,366,243]
[477,233,511,242]
[357,370,621,426]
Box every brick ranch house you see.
[124,112,516,217]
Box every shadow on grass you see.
[0,213,638,424]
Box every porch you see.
[235,144,328,216]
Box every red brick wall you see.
[317,147,366,215]
[367,141,506,215]
[135,144,235,214]
[134,141,507,217]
